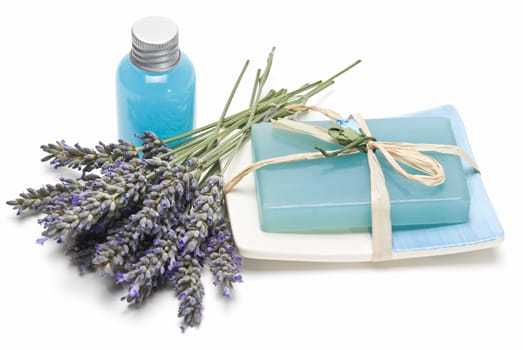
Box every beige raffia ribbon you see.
[225,105,480,261]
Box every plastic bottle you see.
[116,16,195,145]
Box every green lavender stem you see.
[206,59,251,153]
[213,60,362,174]
[157,52,361,181]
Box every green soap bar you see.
[251,117,470,232]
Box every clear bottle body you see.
[116,52,195,144]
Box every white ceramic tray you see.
[223,105,503,262]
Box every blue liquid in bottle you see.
[116,16,195,145]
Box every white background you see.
[0,0,521,349]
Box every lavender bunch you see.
[9,150,241,330]
[7,50,361,330]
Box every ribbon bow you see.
[225,105,480,261]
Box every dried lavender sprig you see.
[205,219,243,298]
[37,159,150,242]
[41,139,139,171]
[176,175,224,257]
[186,174,243,297]
[136,131,172,159]
[6,176,89,215]
[6,162,156,217]
[173,256,205,332]
[117,238,178,304]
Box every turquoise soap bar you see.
[251,116,470,232]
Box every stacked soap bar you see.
[251,116,469,232]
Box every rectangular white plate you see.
[223,105,504,262]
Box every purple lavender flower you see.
[168,257,179,271]
[71,193,82,206]
[89,222,106,235]
[232,274,243,283]
[115,273,127,284]
[129,284,141,298]
[36,237,48,245]
[233,256,242,265]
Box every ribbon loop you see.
[370,141,446,186]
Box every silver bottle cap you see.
[130,16,181,72]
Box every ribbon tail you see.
[368,150,393,261]
[419,143,480,173]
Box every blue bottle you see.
[116,16,195,145]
